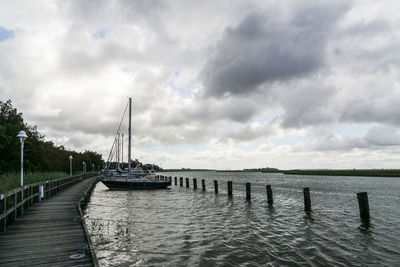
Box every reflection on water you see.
[85,172,400,266]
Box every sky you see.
[0,0,400,170]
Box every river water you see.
[85,171,400,266]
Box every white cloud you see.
[1,0,400,169]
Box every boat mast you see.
[117,133,120,170]
[122,133,124,169]
[128,98,132,174]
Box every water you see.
[85,171,400,266]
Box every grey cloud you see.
[201,1,351,98]
[365,125,400,146]
[219,123,276,143]
[131,96,263,145]
[344,20,390,36]
[332,19,400,74]
[187,96,262,123]
[340,94,400,126]
[300,125,400,152]
[277,82,338,128]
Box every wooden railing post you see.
[201,179,206,191]
[214,180,218,194]
[174,177,177,186]
[16,190,23,216]
[193,178,197,190]
[0,194,5,233]
[29,186,33,207]
[10,194,16,224]
[185,178,189,188]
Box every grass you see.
[0,172,70,193]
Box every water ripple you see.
[85,172,400,266]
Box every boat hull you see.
[100,179,171,190]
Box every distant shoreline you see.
[282,169,400,177]
[161,169,400,177]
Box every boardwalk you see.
[0,177,97,267]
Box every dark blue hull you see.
[101,180,171,190]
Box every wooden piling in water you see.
[193,178,197,189]
[227,181,232,196]
[180,177,183,187]
[303,187,311,212]
[174,177,177,186]
[266,185,273,205]
[186,178,189,188]
[214,180,218,194]
[202,179,206,191]
[246,183,251,200]
[357,192,370,220]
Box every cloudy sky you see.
[1,0,400,169]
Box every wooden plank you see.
[0,228,85,240]
[3,255,92,267]
[0,177,96,267]
[0,235,87,248]
[0,247,85,263]
[6,226,80,233]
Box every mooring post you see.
[227,181,232,196]
[193,178,197,189]
[266,185,273,205]
[186,178,189,188]
[303,187,311,212]
[357,192,370,220]
[174,177,177,186]
[180,177,183,187]
[246,183,251,200]
[214,180,218,194]
[202,179,206,191]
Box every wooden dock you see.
[0,176,97,267]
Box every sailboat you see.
[99,98,171,190]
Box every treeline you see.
[108,159,163,172]
[245,167,280,173]
[282,169,400,177]
[0,100,104,174]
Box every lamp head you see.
[16,130,28,143]
[69,155,73,160]
[17,130,28,139]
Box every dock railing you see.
[0,173,97,234]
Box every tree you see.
[0,100,105,174]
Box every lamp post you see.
[92,163,94,173]
[69,155,73,177]
[16,130,28,186]
[83,161,86,175]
